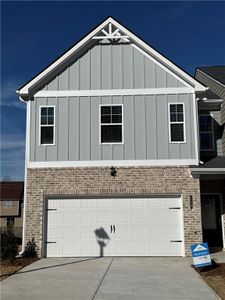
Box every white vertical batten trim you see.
[192,93,199,164]
[20,100,30,254]
[34,87,194,98]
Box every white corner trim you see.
[27,159,198,169]
[34,87,194,98]
[18,17,206,96]
[192,93,199,164]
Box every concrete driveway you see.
[1,257,220,300]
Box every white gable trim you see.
[17,17,206,98]
[131,44,189,88]
[34,87,194,98]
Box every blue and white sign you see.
[191,243,212,267]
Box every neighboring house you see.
[0,181,24,238]
[17,17,224,258]
[192,66,225,250]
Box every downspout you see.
[18,95,30,255]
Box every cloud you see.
[1,134,25,150]
[1,133,25,180]
[0,80,26,110]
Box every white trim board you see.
[18,17,206,97]
[28,159,198,168]
[34,88,194,98]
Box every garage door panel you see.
[165,210,181,224]
[47,211,60,223]
[95,211,113,223]
[148,198,163,207]
[131,242,146,255]
[114,211,129,223]
[165,225,181,239]
[131,199,146,208]
[80,199,95,208]
[62,213,76,224]
[62,227,75,239]
[61,199,77,209]
[47,227,61,239]
[149,225,165,239]
[114,241,130,256]
[165,198,181,208]
[150,241,165,255]
[130,210,147,223]
[129,225,147,240]
[80,212,95,225]
[95,199,114,208]
[166,242,183,256]
[148,207,164,224]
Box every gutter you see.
[190,168,225,175]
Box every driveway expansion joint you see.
[90,258,114,300]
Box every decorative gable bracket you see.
[92,23,129,42]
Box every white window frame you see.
[99,104,124,145]
[39,106,55,146]
[199,114,214,151]
[3,200,12,209]
[168,103,186,144]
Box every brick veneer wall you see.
[25,166,202,257]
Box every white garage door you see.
[46,197,184,257]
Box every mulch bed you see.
[0,257,39,281]
[195,262,225,300]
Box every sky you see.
[1,1,225,180]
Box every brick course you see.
[25,166,202,257]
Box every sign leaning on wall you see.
[191,243,212,267]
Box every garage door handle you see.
[110,225,113,233]
[46,209,57,211]
[113,225,115,233]
[170,240,182,243]
[45,241,56,244]
[169,207,181,209]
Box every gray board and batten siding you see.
[40,41,186,91]
[30,94,196,162]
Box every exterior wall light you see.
[110,166,117,177]
[190,195,193,209]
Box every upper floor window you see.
[40,106,55,145]
[199,115,214,151]
[100,105,123,144]
[3,200,12,209]
[169,103,185,143]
